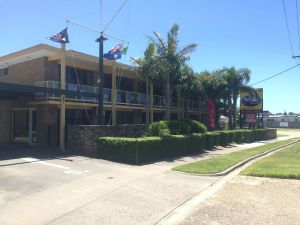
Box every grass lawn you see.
[173,139,297,175]
[241,142,300,179]
[277,134,288,137]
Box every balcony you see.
[35,81,199,110]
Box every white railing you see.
[35,81,199,110]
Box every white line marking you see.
[22,157,70,170]
[64,170,82,175]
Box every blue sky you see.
[1,0,300,113]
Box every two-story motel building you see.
[0,44,207,148]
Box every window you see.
[0,68,8,76]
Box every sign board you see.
[240,88,263,111]
[280,122,288,127]
[245,113,257,124]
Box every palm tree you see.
[177,65,202,119]
[131,43,159,124]
[222,67,252,129]
[148,24,197,120]
[197,71,227,129]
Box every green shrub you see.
[234,130,245,143]
[254,129,267,141]
[148,121,170,136]
[189,120,207,133]
[213,132,220,146]
[137,137,169,162]
[149,119,207,136]
[186,133,206,154]
[227,131,235,143]
[97,129,275,164]
[168,120,191,135]
[168,135,187,156]
[97,137,137,164]
[243,130,255,143]
[218,131,230,146]
[205,132,218,150]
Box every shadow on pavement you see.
[0,144,76,167]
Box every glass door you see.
[12,109,29,142]
[12,108,36,145]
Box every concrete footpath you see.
[178,176,300,225]
[0,136,292,225]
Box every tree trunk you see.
[233,95,237,129]
[145,77,150,125]
[184,97,188,119]
[165,75,171,121]
[228,96,233,130]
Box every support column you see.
[150,81,154,123]
[60,43,66,151]
[112,63,117,126]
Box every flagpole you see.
[60,43,66,151]
[96,32,107,125]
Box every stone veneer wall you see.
[67,124,147,153]
[266,128,277,140]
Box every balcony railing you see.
[35,81,199,110]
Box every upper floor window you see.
[0,68,8,76]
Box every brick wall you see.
[36,106,59,147]
[0,101,12,144]
[0,57,55,85]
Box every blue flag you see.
[49,28,69,44]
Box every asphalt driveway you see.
[0,145,219,225]
[0,134,294,225]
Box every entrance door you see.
[12,108,36,145]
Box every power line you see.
[296,0,300,51]
[103,0,129,32]
[250,64,300,86]
[282,0,295,56]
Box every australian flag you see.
[49,28,70,44]
[103,43,123,60]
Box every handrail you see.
[35,81,200,110]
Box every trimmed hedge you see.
[205,132,216,150]
[217,131,230,146]
[97,128,276,164]
[234,130,245,143]
[98,134,206,164]
[243,130,255,143]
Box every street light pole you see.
[96,32,107,125]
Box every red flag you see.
[207,98,216,129]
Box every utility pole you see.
[96,32,107,125]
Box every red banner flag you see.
[207,98,216,129]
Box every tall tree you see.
[148,24,197,120]
[176,65,202,119]
[197,71,228,129]
[131,43,159,124]
[222,67,253,129]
